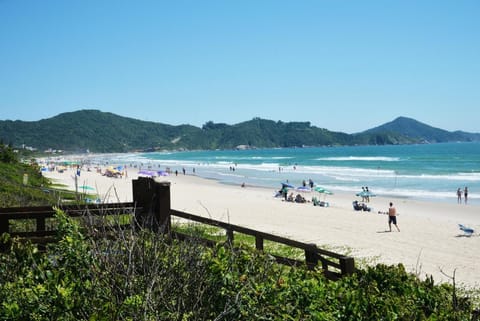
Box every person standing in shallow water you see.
[464,186,468,204]
[457,188,462,204]
[388,202,400,232]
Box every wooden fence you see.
[0,177,355,280]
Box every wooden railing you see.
[171,209,354,280]
[0,202,139,248]
[0,177,355,280]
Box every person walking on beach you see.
[388,202,400,232]
[464,186,468,204]
[457,188,462,204]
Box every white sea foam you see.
[216,172,245,179]
[94,144,480,204]
[214,156,293,160]
[317,156,400,162]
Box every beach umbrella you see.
[138,170,158,177]
[293,186,311,203]
[356,190,376,197]
[314,186,333,195]
[314,186,333,202]
[296,186,312,193]
[105,167,122,177]
[281,182,294,189]
[356,190,377,198]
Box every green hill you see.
[1,110,478,153]
[0,110,202,153]
[363,116,480,143]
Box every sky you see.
[1,0,479,134]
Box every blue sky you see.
[1,0,479,133]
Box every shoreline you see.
[40,148,480,207]
[41,163,480,287]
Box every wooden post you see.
[0,215,9,252]
[226,229,234,245]
[36,217,46,232]
[74,174,79,201]
[255,236,264,251]
[0,215,9,235]
[339,256,355,276]
[132,177,171,234]
[156,181,171,235]
[305,243,319,270]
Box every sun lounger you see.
[458,224,474,236]
[312,196,329,207]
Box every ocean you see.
[94,142,480,204]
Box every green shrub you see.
[0,210,98,320]
[0,210,476,320]
[0,159,57,207]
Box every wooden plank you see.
[272,255,304,267]
[0,211,56,219]
[0,202,135,213]
[0,205,55,213]
[10,230,57,237]
[0,204,139,220]
[172,231,217,248]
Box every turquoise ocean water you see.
[100,142,480,204]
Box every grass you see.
[172,222,318,264]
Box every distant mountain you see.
[363,116,480,143]
[0,110,478,153]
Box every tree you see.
[0,143,17,163]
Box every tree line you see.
[2,110,478,153]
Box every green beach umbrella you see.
[314,186,333,195]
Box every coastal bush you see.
[0,145,57,207]
[0,210,98,320]
[0,210,476,320]
[205,246,475,320]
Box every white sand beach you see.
[42,165,480,287]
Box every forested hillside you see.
[1,110,478,153]
[365,116,480,143]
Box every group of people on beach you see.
[457,186,469,204]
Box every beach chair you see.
[352,200,363,211]
[458,224,474,236]
[353,200,371,212]
[312,196,329,207]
